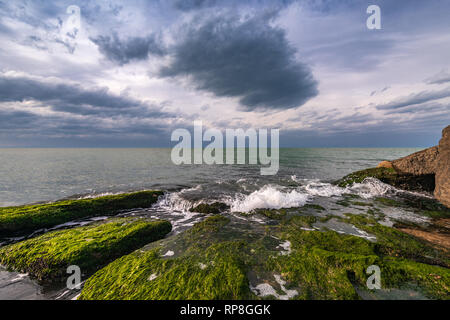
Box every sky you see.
[0,0,449,148]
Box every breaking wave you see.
[155,177,399,214]
[295,177,396,199]
[229,185,309,212]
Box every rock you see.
[336,167,435,192]
[373,125,450,208]
[435,126,450,208]
[79,215,450,300]
[391,146,439,176]
[377,161,393,169]
[0,191,164,238]
[189,202,229,214]
[0,218,172,283]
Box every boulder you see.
[377,161,393,169]
[391,146,439,176]
[435,126,450,207]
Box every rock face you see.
[377,161,393,169]
[391,146,439,176]
[376,125,449,208]
[435,126,450,207]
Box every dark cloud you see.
[376,87,450,110]
[91,33,166,65]
[172,0,295,12]
[0,109,39,130]
[173,0,218,11]
[159,13,318,111]
[0,74,173,118]
[0,107,178,147]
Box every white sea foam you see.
[277,240,292,256]
[71,294,81,301]
[299,177,396,199]
[8,273,29,284]
[230,185,309,212]
[77,192,123,200]
[163,250,174,257]
[155,192,194,214]
[148,274,158,281]
[250,274,298,300]
[303,181,346,197]
[348,178,395,199]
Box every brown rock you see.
[435,126,450,208]
[399,228,449,253]
[377,161,393,169]
[391,146,439,176]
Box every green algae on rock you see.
[0,218,171,283]
[336,167,435,192]
[79,216,252,300]
[80,213,449,300]
[270,215,449,299]
[374,195,450,220]
[0,191,163,237]
[339,214,449,267]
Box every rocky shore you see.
[0,127,449,300]
[377,125,450,207]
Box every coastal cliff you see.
[378,125,450,208]
[435,126,450,207]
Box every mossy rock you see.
[271,216,450,299]
[336,167,435,192]
[0,191,163,237]
[253,208,288,220]
[375,196,450,219]
[0,218,171,283]
[79,216,251,300]
[80,214,450,300]
[189,202,229,214]
[341,214,449,267]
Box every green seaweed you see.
[79,216,252,300]
[79,213,450,300]
[336,167,434,192]
[0,191,163,237]
[341,214,449,267]
[337,168,398,187]
[0,218,171,283]
[269,216,449,300]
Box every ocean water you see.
[0,148,421,207]
[1,147,437,300]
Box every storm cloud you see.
[159,13,318,111]
[173,0,218,11]
[0,74,173,118]
[91,33,166,65]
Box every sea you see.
[0,147,434,300]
